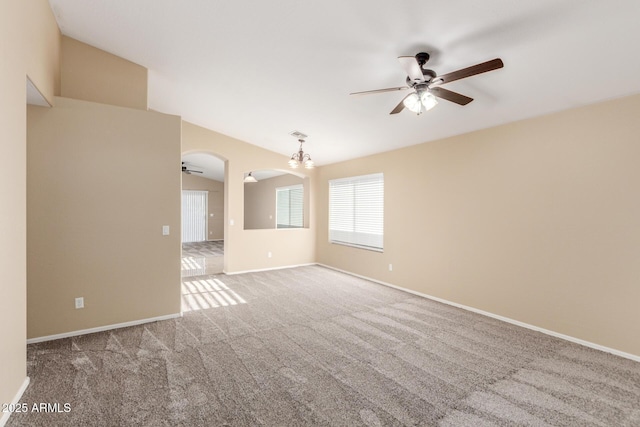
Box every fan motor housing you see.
[406,69,436,87]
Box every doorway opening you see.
[180,153,225,283]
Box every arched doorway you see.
[180,152,227,288]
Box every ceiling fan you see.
[181,162,203,174]
[350,52,504,115]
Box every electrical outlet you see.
[268,251,272,258]
[75,297,84,309]
[389,264,393,272]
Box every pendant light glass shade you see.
[243,172,258,183]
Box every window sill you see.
[329,240,383,253]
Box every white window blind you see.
[182,190,208,242]
[329,173,384,251]
[276,184,303,228]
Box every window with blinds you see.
[329,173,384,251]
[181,190,208,243]
[276,184,304,228]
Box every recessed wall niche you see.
[243,170,310,230]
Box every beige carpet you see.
[8,266,640,426]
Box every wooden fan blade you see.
[398,56,424,82]
[432,58,503,85]
[429,87,473,105]
[350,86,409,96]
[390,94,411,114]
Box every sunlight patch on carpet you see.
[181,278,246,312]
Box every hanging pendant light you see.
[244,172,258,183]
[288,132,314,169]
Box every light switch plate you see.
[162,225,170,235]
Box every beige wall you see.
[182,122,316,273]
[0,0,60,415]
[27,97,182,338]
[61,36,148,110]
[316,94,640,357]
[181,173,224,240]
[244,173,308,230]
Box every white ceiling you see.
[182,152,286,182]
[27,78,50,106]
[49,0,640,166]
[246,170,287,181]
[182,153,225,181]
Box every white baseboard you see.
[318,264,640,363]
[224,262,316,276]
[26,313,182,344]
[0,377,30,427]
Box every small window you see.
[276,184,303,228]
[329,173,384,251]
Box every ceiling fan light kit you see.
[403,91,438,114]
[351,52,503,115]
